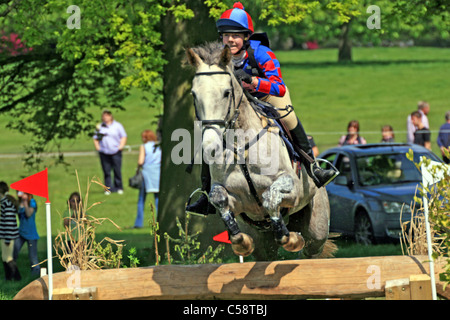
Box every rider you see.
[186,2,339,215]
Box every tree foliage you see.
[1,0,449,168]
[0,0,172,168]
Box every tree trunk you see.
[338,21,352,62]
[158,2,231,262]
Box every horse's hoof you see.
[282,232,305,252]
[230,233,254,257]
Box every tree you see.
[158,0,229,258]
[0,0,167,168]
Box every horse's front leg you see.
[262,175,305,252]
[209,184,254,257]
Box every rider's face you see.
[222,33,245,55]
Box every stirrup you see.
[311,158,340,188]
[185,188,209,218]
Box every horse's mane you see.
[190,41,227,66]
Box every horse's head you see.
[186,42,243,160]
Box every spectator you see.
[407,101,430,143]
[437,111,450,164]
[93,110,127,195]
[0,181,21,281]
[338,120,367,146]
[13,191,40,276]
[134,130,161,228]
[410,111,431,150]
[308,135,319,157]
[63,192,83,229]
[381,125,395,143]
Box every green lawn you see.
[1,46,449,299]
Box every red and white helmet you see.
[216,2,254,35]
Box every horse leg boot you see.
[209,184,254,257]
[185,162,216,215]
[271,215,305,252]
[289,118,339,188]
[262,175,305,252]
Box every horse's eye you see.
[224,89,231,98]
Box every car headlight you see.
[382,201,411,214]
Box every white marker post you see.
[46,201,53,300]
[420,157,450,300]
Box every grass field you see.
[1,46,449,299]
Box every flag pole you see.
[422,195,437,300]
[46,201,53,300]
[421,161,437,300]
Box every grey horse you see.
[186,42,335,261]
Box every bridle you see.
[193,71,244,135]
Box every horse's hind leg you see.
[209,184,254,257]
[262,174,305,252]
[289,188,334,258]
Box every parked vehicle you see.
[318,143,443,244]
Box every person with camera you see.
[93,109,128,195]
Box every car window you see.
[356,153,422,186]
[334,155,351,185]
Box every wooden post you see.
[385,275,433,300]
[53,287,97,300]
[52,288,74,300]
[385,278,411,300]
[410,274,432,300]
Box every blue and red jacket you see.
[237,40,286,99]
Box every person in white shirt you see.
[407,101,430,144]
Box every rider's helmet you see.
[216,2,254,35]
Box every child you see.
[381,125,395,143]
[14,191,40,276]
[0,181,21,281]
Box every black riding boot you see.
[289,119,339,188]
[5,260,21,281]
[3,262,11,281]
[185,163,216,215]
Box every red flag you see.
[213,230,231,244]
[10,168,49,202]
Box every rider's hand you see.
[234,69,253,84]
[242,81,256,93]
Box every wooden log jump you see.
[14,255,447,300]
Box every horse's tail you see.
[317,238,338,258]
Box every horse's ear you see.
[219,45,232,68]
[186,47,202,68]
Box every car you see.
[318,143,443,244]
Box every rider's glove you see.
[234,69,253,84]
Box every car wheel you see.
[354,211,375,245]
